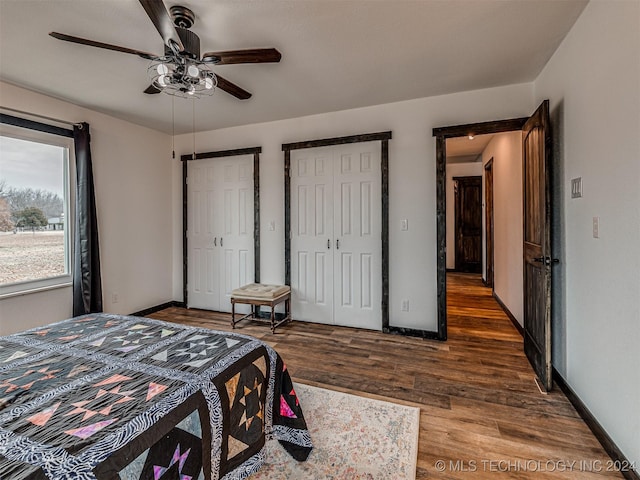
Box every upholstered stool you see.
[230,284,291,333]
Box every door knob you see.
[214,237,217,246]
[336,239,340,250]
[327,239,331,249]
[533,256,560,266]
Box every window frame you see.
[0,118,76,298]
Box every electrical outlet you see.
[111,292,119,304]
[268,221,276,231]
[401,299,409,312]
[593,216,599,238]
[401,219,409,231]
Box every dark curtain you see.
[73,122,103,315]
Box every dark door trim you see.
[485,158,494,288]
[181,146,262,306]
[433,117,528,340]
[282,131,397,333]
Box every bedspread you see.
[0,314,311,479]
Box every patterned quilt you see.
[0,314,312,479]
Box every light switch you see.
[571,177,582,198]
[593,217,599,238]
[268,221,275,231]
[401,219,409,231]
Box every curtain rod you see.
[0,106,81,128]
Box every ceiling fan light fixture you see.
[157,63,169,76]
[187,64,200,78]
[148,58,216,98]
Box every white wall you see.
[445,162,483,270]
[534,0,640,470]
[0,82,173,334]
[172,83,534,331]
[481,131,523,324]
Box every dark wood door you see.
[454,176,482,273]
[484,159,494,288]
[522,100,553,391]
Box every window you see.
[0,122,74,296]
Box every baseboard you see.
[386,326,441,340]
[130,301,186,317]
[492,292,524,337]
[553,368,639,480]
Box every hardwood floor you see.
[149,273,621,479]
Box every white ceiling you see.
[447,133,495,163]
[0,0,587,134]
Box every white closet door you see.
[290,148,334,324]
[290,143,382,330]
[188,160,221,310]
[333,142,382,329]
[218,156,254,312]
[188,155,254,312]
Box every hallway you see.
[447,272,523,342]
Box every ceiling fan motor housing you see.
[170,6,195,28]
[164,27,200,59]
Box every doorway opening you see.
[434,117,528,341]
[434,101,554,391]
[443,128,525,341]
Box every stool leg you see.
[231,301,236,329]
[270,306,276,333]
[286,297,290,321]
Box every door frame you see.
[453,175,483,273]
[182,146,262,307]
[433,118,528,340]
[484,158,494,288]
[282,131,396,333]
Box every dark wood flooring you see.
[149,273,621,479]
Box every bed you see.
[0,314,312,479]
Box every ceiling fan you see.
[49,0,281,99]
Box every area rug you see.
[250,383,420,479]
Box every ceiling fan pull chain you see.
[171,96,175,159]
[191,97,196,161]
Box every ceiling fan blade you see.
[138,0,183,51]
[49,32,157,60]
[215,75,252,100]
[202,48,282,65]
[144,84,162,94]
